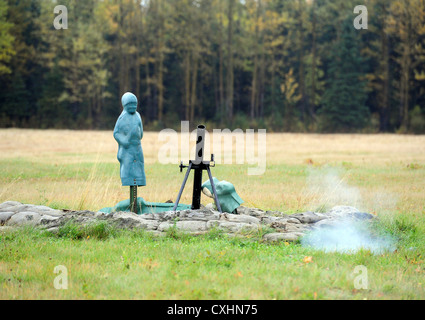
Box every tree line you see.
[0,0,425,133]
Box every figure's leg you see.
[130,186,138,214]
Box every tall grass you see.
[0,130,424,299]
[1,129,424,215]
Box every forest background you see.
[1,0,425,133]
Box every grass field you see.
[1,129,425,299]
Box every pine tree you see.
[53,0,110,128]
[386,0,425,132]
[0,0,14,75]
[0,0,43,127]
[2,72,31,126]
[319,16,369,133]
[364,0,392,132]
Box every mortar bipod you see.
[172,125,222,213]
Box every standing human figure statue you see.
[113,92,146,212]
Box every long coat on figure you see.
[113,92,146,186]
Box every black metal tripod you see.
[173,125,222,213]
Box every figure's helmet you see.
[121,92,138,107]
[202,177,244,213]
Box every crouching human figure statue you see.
[113,92,146,213]
[202,177,244,214]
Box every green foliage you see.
[55,220,118,240]
[409,105,425,134]
[1,72,31,126]
[0,0,424,132]
[164,219,184,240]
[0,0,14,75]
[36,65,71,128]
[319,16,370,132]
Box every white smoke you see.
[304,166,363,212]
[301,219,397,254]
[301,166,397,254]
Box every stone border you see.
[0,201,375,242]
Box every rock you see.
[157,221,174,232]
[158,220,207,232]
[0,212,15,225]
[110,211,145,222]
[36,209,64,217]
[236,206,265,217]
[0,201,377,241]
[94,211,107,219]
[287,218,301,224]
[290,212,327,224]
[0,201,21,210]
[30,205,63,216]
[207,220,258,233]
[135,213,156,220]
[138,220,160,230]
[285,223,308,233]
[265,210,284,216]
[0,202,63,217]
[270,221,309,233]
[63,212,96,225]
[7,211,42,226]
[351,212,375,220]
[221,213,261,225]
[260,216,279,225]
[270,221,287,229]
[268,217,300,226]
[157,211,177,221]
[99,211,159,231]
[177,208,220,221]
[176,221,208,232]
[0,204,33,213]
[312,219,341,229]
[109,215,143,229]
[327,206,360,218]
[316,206,375,224]
[263,233,301,242]
[39,215,60,225]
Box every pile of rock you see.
[0,201,375,242]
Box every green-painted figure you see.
[202,177,244,214]
[99,198,191,215]
[114,92,146,187]
[101,92,191,215]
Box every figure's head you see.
[121,92,138,114]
